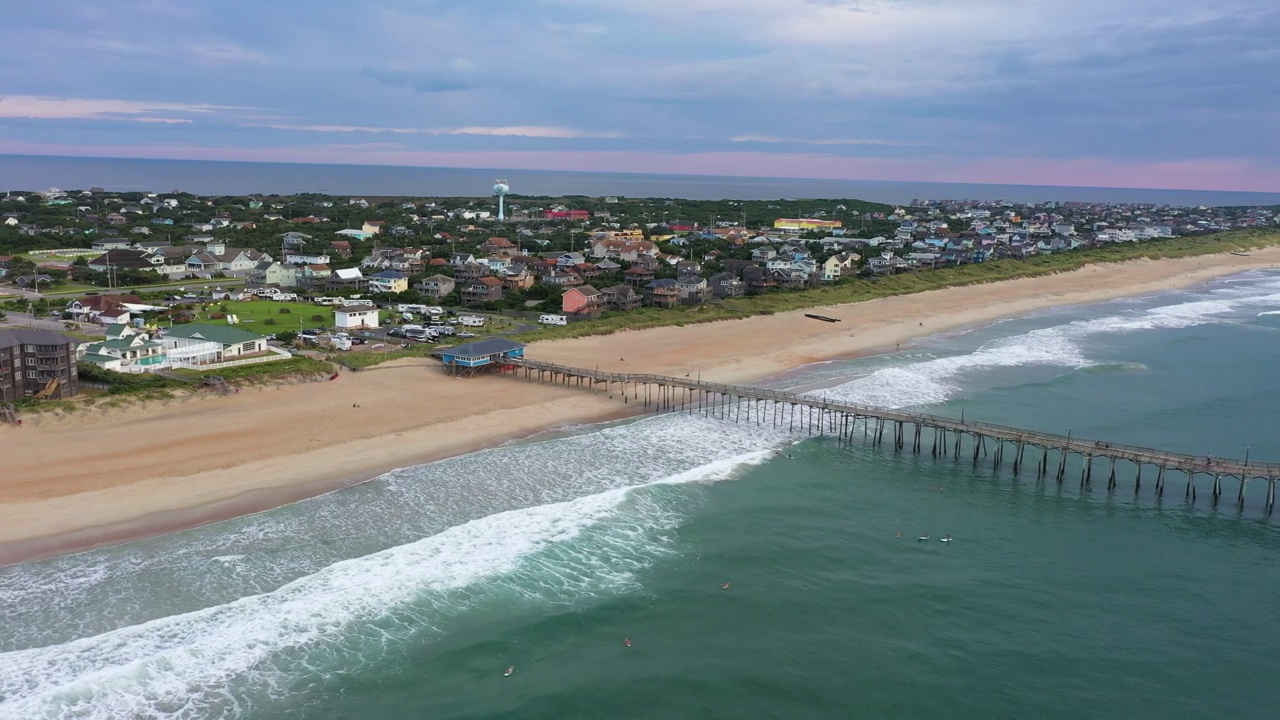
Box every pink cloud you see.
[1,139,1277,193]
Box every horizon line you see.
[2,150,1279,201]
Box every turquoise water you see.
[3,272,1280,718]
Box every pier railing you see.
[504,358,1280,483]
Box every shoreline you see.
[4,248,1279,564]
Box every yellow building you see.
[773,218,843,231]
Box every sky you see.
[1,0,1278,191]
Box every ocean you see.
[4,272,1280,719]
[4,154,1280,207]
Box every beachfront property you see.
[78,325,167,373]
[562,285,603,318]
[157,324,284,366]
[0,329,80,402]
[439,338,525,376]
[334,306,380,329]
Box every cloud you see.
[362,65,481,93]
[248,123,625,139]
[0,1,1276,190]
[728,135,918,147]
[0,95,239,121]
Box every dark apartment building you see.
[0,329,80,403]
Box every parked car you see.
[387,328,406,338]
[456,331,477,338]
[350,337,367,345]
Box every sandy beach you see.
[3,248,1279,563]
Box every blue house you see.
[440,338,526,376]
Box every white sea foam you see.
[819,274,1280,409]
[0,445,768,712]
[0,412,791,653]
[0,446,773,720]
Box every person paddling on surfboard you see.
[941,534,953,543]
[624,637,632,647]
[918,533,930,542]
[504,665,515,677]
[721,582,731,590]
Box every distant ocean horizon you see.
[2,154,1279,207]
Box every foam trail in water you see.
[0,448,768,717]
[0,449,774,720]
[0,412,790,652]
[820,275,1280,408]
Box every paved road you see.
[0,277,244,301]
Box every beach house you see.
[416,274,456,299]
[562,285,603,318]
[439,339,525,376]
[367,269,409,294]
[159,324,273,365]
[461,276,505,307]
[78,325,167,373]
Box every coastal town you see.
[0,185,1277,408]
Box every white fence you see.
[171,346,293,371]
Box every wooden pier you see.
[501,358,1280,513]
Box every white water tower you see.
[493,179,509,221]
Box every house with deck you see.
[644,278,680,308]
[416,274,456,299]
[461,276,504,306]
[601,284,641,311]
[78,325,167,373]
[562,285,603,318]
[158,324,284,367]
[367,269,409,294]
[440,338,525,376]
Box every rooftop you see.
[161,323,265,346]
[443,338,525,359]
[0,328,76,350]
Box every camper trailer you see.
[458,316,486,328]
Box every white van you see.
[459,316,486,327]
[539,314,568,326]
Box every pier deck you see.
[499,358,1280,511]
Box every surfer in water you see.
[941,534,953,543]
[721,582,731,590]
[624,637,632,647]
[918,533,930,542]
[504,665,515,677]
